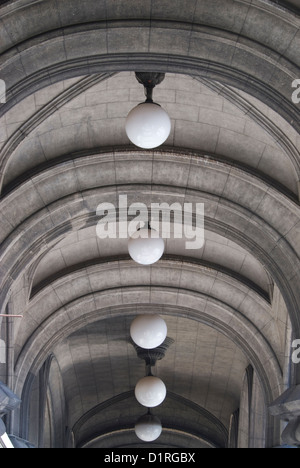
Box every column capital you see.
[269,385,300,421]
[269,386,300,447]
[0,381,21,416]
[281,417,300,446]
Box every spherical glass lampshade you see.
[131,315,167,350]
[128,229,165,265]
[135,414,162,442]
[125,102,171,149]
[135,376,167,408]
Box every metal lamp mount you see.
[135,72,166,103]
[131,337,175,369]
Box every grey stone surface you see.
[269,385,300,420]
[0,0,299,449]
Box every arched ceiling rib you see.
[71,388,229,448]
[1,172,299,328]
[31,229,270,297]
[15,290,282,418]
[54,317,240,444]
[0,0,299,129]
[0,73,117,192]
[1,73,299,197]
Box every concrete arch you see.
[14,273,283,396]
[1,149,299,247]
[80,427,216,449]
[196,77,300,180]
[30,254,270,302]
[0,1,299,129]
[1,72,298,198]
[15,292,282,444]
[1,144,298,202]
[15,257,274,359]
[1,47,299,133]
[0,73,116,193]
[0,153,299,332]
[73,391,227,448]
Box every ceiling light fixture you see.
[130,315,168,350]
[131,315,173,443]
[128,225,165,266]
[135,411,163,442]
[125,72,171,149]
[135,375,167,408]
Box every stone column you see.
[237,366,269,448]
[237,368,252,448]
[249,372,266,448]
[269,385,300,446]
[228,410,239,448]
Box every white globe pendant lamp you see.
[126,103,171,150]
[135,413,162,442]
[135,375,167,408]
[125,72,171,150]
[128,227,165,266]
[130,315,167,350]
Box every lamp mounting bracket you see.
[135,72,166,103]
[131,337,174,367]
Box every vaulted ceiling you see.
[0,0,299,449]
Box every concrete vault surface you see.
[0,0,299,449]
